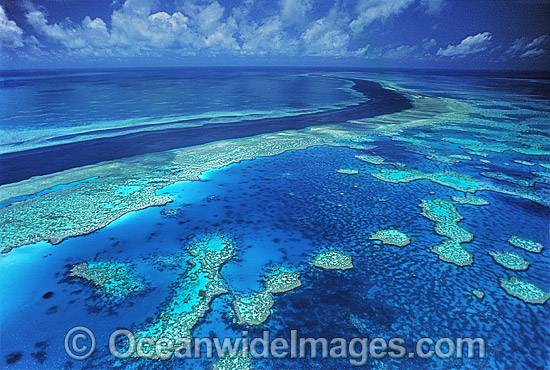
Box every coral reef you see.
[0,178,171,253]
[233,266,301,326]
[490,252,529,271]
[420,198,473,266]
[431,240,473,267]
[508,236,544,253]
[212,349,251,370]
[312,250,353,270]
[336,169,359,175]
[420,198,463,224]
[371,168,424,183]
[70,261,143,298]
[373,168,485,193]
[500,277,550,305]
[264,267,302,293]
[451,193,489,206]
[513,160,534,166]
[233,291,274,326]
[355,154,385,165]
[0,123,388,252]
[472,290,485,299]
[372,165,548,206]
[370,229,411,247]
[133,233,235,359]
[433,222,473,243]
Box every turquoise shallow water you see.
[0,70,549,369]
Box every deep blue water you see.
[0,69,549,369]
[0,70,411,185]
[0,69,362,133]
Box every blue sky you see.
[0,0,549,69]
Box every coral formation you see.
[420,198,463,223]
[70,261,143,298]
[508,236,544,253]
[233,266,301,326]
[212,349,251,370]
[371,168,424,183]
[233,291,274,326]
[133,233,235,359]
[472,290,485,299]
[355,154,385,165]
[433,222,473,243]
[372,165,548,206]
[264,267,302,293]
[420,198,473,266]
[370,229,411,247]
[451,193,489,206]
[500,277,550,305]
[337,169,359,175]
[312,250,353,270]
[431,240,473,267]
[490,251,529,271]
[0,123,389,252]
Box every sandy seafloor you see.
[0,69,549,370]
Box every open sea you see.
[0,68,548,370]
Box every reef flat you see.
[420,198,473,266]
[0,176,172,253]
[490,252,529,271]
[233,291,275,326]
[132,234,235,358]
[370,229,411,247]
[500,277,550,305]
[336,169,360,175]
[372,166,548,206]
[0,126,359,252]
[212,349,251,370]
[312,249,353,270]
[70,261,144,299]
[451,193,489,206]
[508,236,544,253]
[0,87,468,253]
[233,266,301,326]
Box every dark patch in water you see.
[42,291,54,299]
[46,306,58,314]
[35,341,49,350]
[31,351,47,364]
[6,352,22,365]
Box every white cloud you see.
[422,38,436,50]
[520,48,546,58]
[506,37,528,55]
[383,44,417,59]
[27,10,112,50]
[0,5,25,49]
[179,0,239,51]
[436,32,492,57]
[525,34,548,49]
[421,0,444,15]
[301,6,351,56]
[26,0,240,56]
[350,0,415,33]
[239,16,299,55]
[237,0,316,56]
[19,0,540,65]
[506,35,548,58]
[280,0,312,26]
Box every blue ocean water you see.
[0,69,549,369]
[0,68,362,149]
